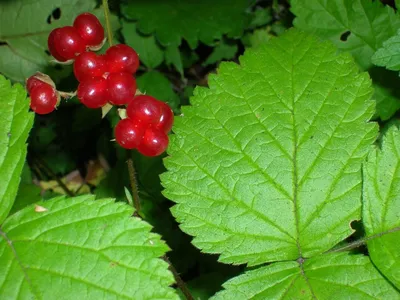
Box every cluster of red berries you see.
[25,12,174,157]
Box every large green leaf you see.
[212,253,399,299]
[122,21,164,69]
[121,0,250,48]
[0,75,34,223]
[0,195,178,299]
[363,124,400,289]
[161,29,378,266]
[291,0,400,71]
[372,29,400,72]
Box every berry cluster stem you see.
[102,0,114,47]
[101,2,192,299]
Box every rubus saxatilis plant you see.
[26,12,174,157]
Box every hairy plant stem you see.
[101,3,193,299]
[102,0,114,46]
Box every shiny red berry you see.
[138,127,169,157]
[126,95,162,125]
[48,26,86,62]
[26,76,46,92]
[74,52,107,82]
[77,77,108,108]
[47,28,67,62]
[29,84,58,115]
[105,44,140,74]
[156,102,174,133]
[107,72,136,105]
[73,13,105,47]
[115,118,146,149]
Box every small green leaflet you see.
[212,253,399,299]
[363,124,400,289]
[121,0,250,48]
[136,71,180,112]
[0,195,179,299]
[291,0,400,71]
[122,21,164,69]
[0,75,34,223]
[203,39,238,66]
[161,29,378,266]
[372,29,400,72]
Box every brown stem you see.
[126,156,141,216]
[162,255,193,300]
[33,155,75,197]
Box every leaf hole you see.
[47,7,61,24]
[340,31,351,42]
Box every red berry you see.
[29,84,58,115]
[156,102,174,133]
[138,127,169,157]
[115,118,146,149]
[105,44,140,74]
[74,52,107,82]
[47,28,67,62]
[77,77,108,108]
[26,76,46,92]
[126,95,162,125]
[107,72,137,105]
[73,13,105,47]
[48,26,86,61]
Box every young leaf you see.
[372,29,400,72]
[0,75,34,223]
[212,253,399,299]
[121,0,250,48]
[0,0,97,82]
[165,45,184,76]
[291,0,400,71]
[363,124,400,289]
[161,29,378,266]
[0,195,178,299]
[122,21,165,69]
[203,39,238,66]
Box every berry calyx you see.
[73,13,105,47]
[77,77,109,108]
[107,72,137,105]
[105,44,140,74]
[156,102,174,133]
[26,76,46,92]
[74,52,107,82]
[126,95,162,126]
[137,127,169,157]
[48,26,86,62]
[29,84,59,115]
[115,118,145,149]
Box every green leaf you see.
[161,29,378,266]
[248,7,273,30]
[0,0,97,82]
[203,39,238,66]
[137,71,180,112]
[0,75,34,223]
[242,28,272,49]
[0,195,178,299]
[212,253,399,299]
[165,45,184,76]
[372,29,400,71]
[122,21,164,69]
[363,124,400,289]
[291,0,400,71]
[370,68,400,121]
[121,0,250,48]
